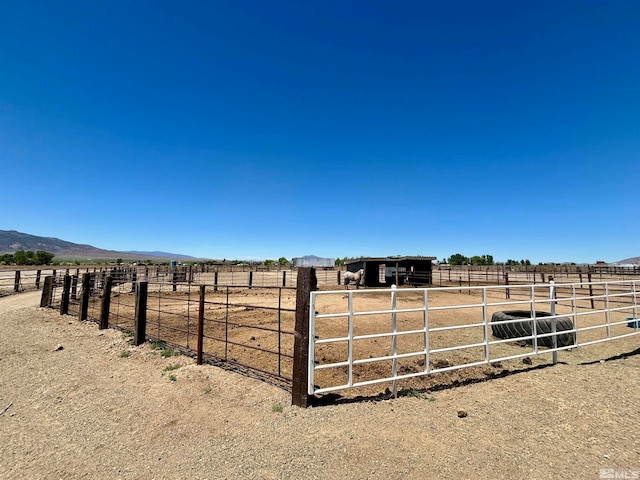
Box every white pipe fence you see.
[308,280,640,396]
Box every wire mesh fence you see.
[46,271,298,389]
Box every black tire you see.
[491,310,575,348]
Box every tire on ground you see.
[491,310,575,348]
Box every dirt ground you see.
[2,290,640,479]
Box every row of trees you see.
[0,250,56,266]
[445,254,532,266]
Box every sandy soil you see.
[1,291,640,479]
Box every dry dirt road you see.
[1,291,639,479]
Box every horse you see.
[344,269,365,289]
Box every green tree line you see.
[0,250,55,265]
[444,254,532,266]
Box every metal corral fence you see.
[45,269,300,390]
[308,279,640,399]
[38,267,640,407]
[433,264,640,288]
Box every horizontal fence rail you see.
[308,280,640,397]
[0,269,57,295]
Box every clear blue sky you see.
[1,1,638,263]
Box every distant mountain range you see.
[0,230,195,260]
[619,256,640,265]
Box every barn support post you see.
[14,270,20,292]
[60,275,72,315]
[36,270,41,289]
[133,281,148,346]
[80,273,91,321]
[40,276,54,307]
[292,267,317,408]
[197,285,205,365]
[99,276,113,330]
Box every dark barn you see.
[345,256,436,288]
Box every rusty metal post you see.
[99,276,113,330]
[292,267,317,408]
[133,281,148,346]
[197,285,205,365]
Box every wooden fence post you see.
[71,275,78,301]
[99,276,113,330]
[60,275,71,315]
[292,267,317,408]
[337,270,341,286]
[282,271,287,287]
[36,270,41,289]
[80,273,91,321]
[40,276,54,307]
[133,281,148,346]
[197,285,205,365]
[504,272,510,299]
[14,270,20,292]
[248,271,253,289]
[130,271,137,293]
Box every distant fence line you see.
[3,263,639,296]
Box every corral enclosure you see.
[36,264,640,404]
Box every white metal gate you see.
[308,280,640,396]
